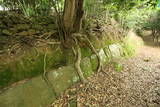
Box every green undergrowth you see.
[121,35,144,57]
[111,61,122,72]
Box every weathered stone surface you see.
[90,36,102,49]
[103,46,112,59]
[98,49,107,64]
[81,57,93,77]
[0,66,80,107]
[109,44,122,58]
[0,47,64,89]
[47,66,79,95]
[116,43,123,56]
[63,49,74,65]
[0,42,126,107]
[90,54,98,71]
[0,76,55,107]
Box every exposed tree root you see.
[42,50,58,98]
[72,37,87,84]
[84,36,103,72]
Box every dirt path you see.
[50,38,160,107]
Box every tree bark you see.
[73,0,84,32]
[63,0,76,33]
[63,0,84,33]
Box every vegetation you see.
[0,0,159,91]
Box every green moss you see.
[80,58,93,77]
[90,55,98,71]
[0,46,66,89]
[111,62,122,72]
[0,68,13,88]
[47,49,65,69]
[103,47,112,60]
[104,40,118,46]
[89,36,102,49]
[62,48,74,65]
[81,47,92,58]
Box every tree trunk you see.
[73,0,84,32]
[63,0,76,33]
[63,0,84,33]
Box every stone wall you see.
[0,43,124,107]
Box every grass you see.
[122,32,144,57]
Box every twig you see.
[36,39,61,45]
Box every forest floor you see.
[50,35,160,107]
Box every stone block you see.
[90,54,98,71]
[98,49,107,64]
[0,76,55,107]
[81,57,93,77]
[47,66,79,95]
[109,44,122,58]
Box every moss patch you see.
[0,46,65,89]
[81,58,93,77]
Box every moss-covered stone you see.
[0,76,55,107]
[81,57,93,77]
[103,46,112,60]
[47,66,79,95]
[90,54,98,71]
[90,36,102,49]
[98,49,107,64]
[47,46,65,69]
[109,44,122,58]
[62,48,74,65]
[0,46,65,89]
[0,53,44,88]
[0,41,128,107]
[81,47,92,58]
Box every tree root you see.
[42,50,58,98]
[72,37,87,84]
[84,36,103,72]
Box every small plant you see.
[122,34,144,57]
[122,36,136,57]
[112,61,122,72]
[17,0,35,17]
